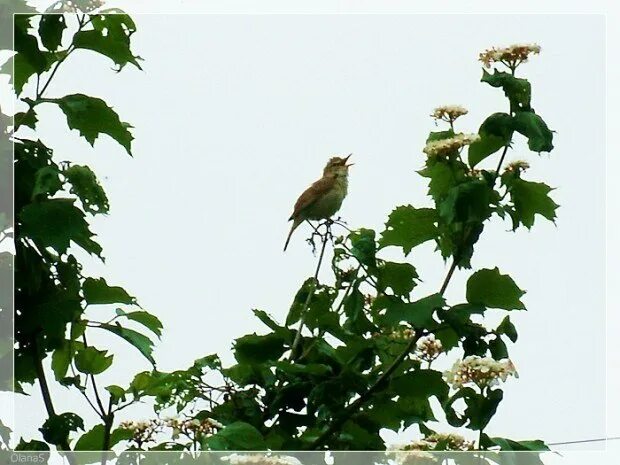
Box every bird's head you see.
[323,154,353,177]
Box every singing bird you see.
[284,154,353,251]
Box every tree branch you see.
[289,222,331,360]
[31,339,77,463]
[308,257,459,449]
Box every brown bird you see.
[284,154,353,251]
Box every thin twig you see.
[494,144,510,176]
[82,334,107,416]
[289,224,330,359]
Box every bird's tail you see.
[284,217,303,251]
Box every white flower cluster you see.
[479,43,541,68]
[505,160,531,173]
[119,419,163,445]
[431,105,468,123]
[444,356,518,389]
[397,432,474,452]
[423,133,480,157]
[222,454,302,465]
[415,334,443,362]
[167,417,223,438]
[373,327,415,342]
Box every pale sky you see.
[2,6,615,458]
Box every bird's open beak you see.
[344,153,354,167]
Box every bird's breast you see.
[305,176,348,220]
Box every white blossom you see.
[505,160,530,173]
[431,105,468,123]
[479,43,541,68]
[423,133,480,157]
[444,356,518,389]
[415,334,443,362]
[222,454,302,465]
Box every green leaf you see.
[444,387,503,431]
[15,439,50,451]
[39,14,67,51]
[19,198,102,256]
[418,162,462,202]
[12,16,59,94]
[513,111,554,152]
[433,327,459,351]
[47,94,134,154]
[75,346,113,375]
[15,15,47,73]
[32,165,62,198]
[74,424,134,450]
[234,333,286,364]
[380,206,438,255]
[74,425,133,451]
[105,385,126,404]
[205,421,266,450]
[439,179,492,224]
[83,277,135,305]
[468,112,514,167]
[101,323,155,365]
[376,261,419,297]
[483,436,550,451]
[115,308,162,337]
[466,267,526,310]
[64,164,110,214]
[349,228,377,266]
[51,340,72,381]
[382,293,445,328]
[110,427,134,446]
[392,369,449,403]
[253,309,293,343]
[343,286,375,334]
[508,179,558,229]
[467,388,504,431]
[14,108,38,129]
[489,336,509,359]
[286,278,314,326]
[12,53,37,95]
[481,69,531,112]
[302,286,338,334]
[74,424,105,451]
[73,14,142,70]
[274,361,332,377]
[497,316,518,342]
[40,412,84,445]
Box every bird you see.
[284,154,353,251]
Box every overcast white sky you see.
[2,6,616,460]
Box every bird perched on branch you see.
[284,154,353,251]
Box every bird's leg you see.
[306,220,321,235]
[306,221,323,255]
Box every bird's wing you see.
[289,176,336,220]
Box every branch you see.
[35,14,89,100]
[494,144,510,177]
[289,222,331,360]
[308,257,459,449]
[31,339,77,463]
